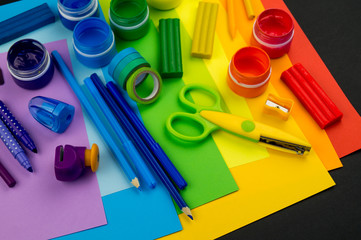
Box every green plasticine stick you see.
[159,18,183,78]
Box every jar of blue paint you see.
[7,39,54,90]
[58,0,100,31]
[73,18,117,68]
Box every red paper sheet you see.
[261,0,361,158]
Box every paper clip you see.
[263,94,294,120]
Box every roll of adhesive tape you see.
[126,67,162,104]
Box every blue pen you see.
[0,119,33,172]
[84,75,156,189]
[0,100,37,153]
[106,81,187,190]
[51,50,141,189]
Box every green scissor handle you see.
[179,84,223,113]
[166,84,222,142]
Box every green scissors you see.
[166,84,311,155]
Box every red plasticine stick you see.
[288,67,335,121]
[294,63,343,120]
[281,63,343,129]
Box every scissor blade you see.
[259,136,311,155]
[199,110,312,155]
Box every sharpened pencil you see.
[227,0,237,39]
[85,74,156,189]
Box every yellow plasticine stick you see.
[191,1,219,58]
[226,0,236,39]
[243,0,255,19]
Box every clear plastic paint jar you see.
[7,39,54,90]
[227,46,271,98]
[57,0,100,31]
[73,18,117,68]
[147,0,183,10]
[251,8,294,58]
[109,0,150,40]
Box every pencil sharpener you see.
[54,144,99,182]
[29,96,75,133]
[263,94,294,120]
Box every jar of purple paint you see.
[7,39,54,90]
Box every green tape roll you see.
[111,52,143,79]
[126,67,162,104]
[115,57,150,88]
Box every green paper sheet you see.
[100,0,238,210]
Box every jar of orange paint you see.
[227,46,271,98]
[251,8,294,58]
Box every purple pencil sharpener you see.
[54,144,99,181]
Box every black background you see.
[218,0,361,239]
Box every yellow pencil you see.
[243,0,255,20]
[227,0,236,39]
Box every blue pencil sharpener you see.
[28,96,75,133]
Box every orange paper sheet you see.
[219,0,342,170]
[261,0,361,158]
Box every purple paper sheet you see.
[0,39,106,240]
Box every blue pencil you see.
[89,74,159,187]
[51,50,141,189]
[106,81,187,190]
[84,75,156,189]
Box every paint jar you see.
[227,46,271,98]
[7,39,54,90]
[147,0,183,10]
[251,8,294,58]
[57,0,100,31]
[109,0,150,40]
[73,18,117,68]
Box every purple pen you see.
[0,100,37,153]
[0,119,33,172]
[0,160,16,187]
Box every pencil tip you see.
[27,167,33,172]
[32,148,38,153]
[182,207,193,220]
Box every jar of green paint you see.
[109,0,150,40]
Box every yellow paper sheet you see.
[161,0,335,239]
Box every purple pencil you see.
[0,100,37,153]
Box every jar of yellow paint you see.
[146,0,182,10]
